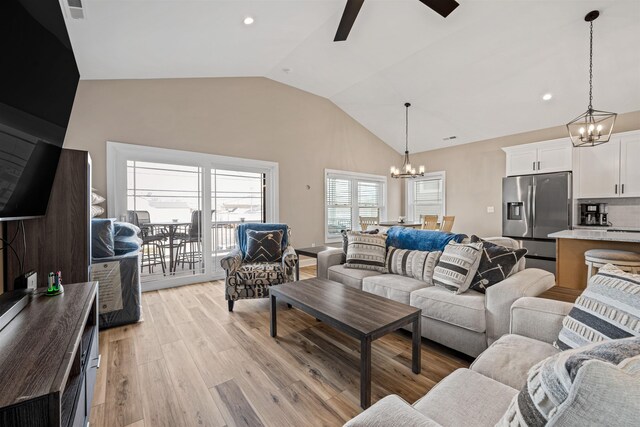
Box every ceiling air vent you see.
[67,0,84,19]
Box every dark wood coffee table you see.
[269,278,422,409]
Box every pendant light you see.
[566,10,617,147]
[391,103,425,178]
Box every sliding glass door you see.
[210,169,265,273]
[108,142,278,291]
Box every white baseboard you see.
[298,258,316,268]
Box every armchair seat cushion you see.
[413,369,517,427]
[410,286,486,333]
[470,334,559,390]
[236,263,286,286]
[327,264,382,290]
[363,274,430,305]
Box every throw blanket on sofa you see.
[385,227,466,252]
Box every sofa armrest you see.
[344,395,442,427]
[485,268,555,345]
[220,248,242,274]
[317,248,344,279]
[510,297,573,344]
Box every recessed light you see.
[243,16,255,25]
[542,93,553,101]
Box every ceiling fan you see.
[334,0,459,42]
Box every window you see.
[406,172,446,222]
[325,169,386,241]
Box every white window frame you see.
[324,169,387,243]
[405,171,446,223]
[106,141,279,290]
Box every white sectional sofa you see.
[318,237,555,357]
[345,297,640,426]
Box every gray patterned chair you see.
[220,223,298,312]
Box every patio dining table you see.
[145,221,190,273]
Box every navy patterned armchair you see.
[220,223,298,312]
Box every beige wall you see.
[406,110,640,237]
[63,77,402,247]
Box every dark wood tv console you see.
[0,282,99,427]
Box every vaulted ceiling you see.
[60,0,640,153]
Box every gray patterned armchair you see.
[220,223,298,312]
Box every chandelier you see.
[391,103,425,179]
[566,10,617,147]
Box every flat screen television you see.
[0,0,79,221]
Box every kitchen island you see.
[548,229,640,289]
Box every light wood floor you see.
[90,266,470,427]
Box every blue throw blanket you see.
[385,227,466,252]
[236,223,289,257]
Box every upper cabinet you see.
[575,130,640,199]
[503,138,573,177]
[620,133,640,197]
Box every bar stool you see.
[585,249,640,280]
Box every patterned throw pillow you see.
[432,241,483,294]
[386,246,441,285]
[554,264,640,351]
[344,232,388,273]
[340,229,380,263]
[468,235,527,293]
[497,337,640,427]
[244,229,284,263]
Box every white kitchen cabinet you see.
[576,140,620,198]
[503,139,572,176]
[505,148,538,176]
[620,133,640,197]
[537,143,574,174]
[575,130,640,199]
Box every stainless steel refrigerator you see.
[502,172,572,274]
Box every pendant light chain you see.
[588,20,593,111]
[405,103,409,154]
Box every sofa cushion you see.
[344,232,388,273]
[413,369,517,427]
[327,264,381,290]
[386,246,441,285]
[410,286,486,333]
[344,395,441,427]
[386,227,466,252]
[469,236,527,293]
[555,264,640,350]
[363,274,430,305]
[470,334,559,390]
[483,237,526,274]
[498,337,640,427]
[244,229,284,263]
[433,241,483,294]
[340,229,380,263]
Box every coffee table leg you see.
[412,316,421,374]
[360,336,372,409]
[270,294,277,337]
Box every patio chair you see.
[127,210,167,274]
[220,223,298,312]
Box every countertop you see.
[548,229,640,243]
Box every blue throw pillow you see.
[385,227,466,252]
[92,218,115,258]
[114,221,141,239]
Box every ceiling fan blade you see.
[417,0,459,18]
[334,0,365,42]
